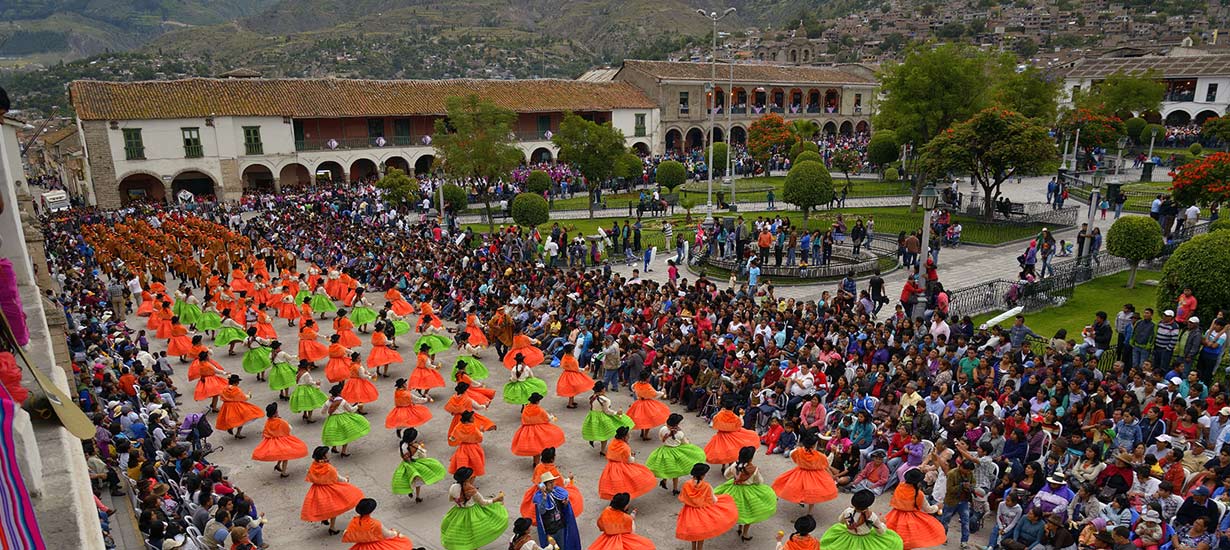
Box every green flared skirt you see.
[309,294,337,313]
[195,312,223,331]
[350,306,379,327]
[391,458,447,494]
[392,320,410,336]
[713,480,779,525]
[242,346,272,374]
[581,411,635,442]
[645,443,708,480]
[180,303,203,325]
[414,334,453,355]
[321,412,371,446]
[268,362,297,391]
[819,522,905,550]
[214,326,248,347]
[295,290,311,305]
[502,377,549,405]
[289,384,328,413]
[439,502,509,550]
[454,355,490,381]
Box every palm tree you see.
[789,119,820,142]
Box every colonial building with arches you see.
[68,78,659,208]
[606,59,876,155]
[1061,51,1230,127]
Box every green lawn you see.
[1069,181,1172,212]
[465,205,1046,246]
[972,269,1161,338]
[677,176,912,203]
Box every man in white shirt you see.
[785,367,816,415]
[544,238,559,267]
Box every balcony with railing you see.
[244,142,264,156]
[124,146,145,161]
[183,144,203,158]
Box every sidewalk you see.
[456,196,912,224]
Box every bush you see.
[656,160,686,191]
[510,192,549,228]
[1158,230,1230,323]
[707,142,729,176]
[1189,142,1203,157]
[1123,117,1147,145]
[614,153,643,181]
[1172,152,1194,169]
[884,167,900,182]
[1140,123,1165,146]
[1211,217,1230,233]
[789,140,820,159]
[794,150,824,166]
[782,160,835,219]
[441,183,468,213]
[866,131,899,167]
[526,170,552,195]
[1106,216,1164,288]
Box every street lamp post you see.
[919,184,938,266]
[726,52,735,209]
[1060,132,1071,171]
[697,7,736,232]
[1070,128,1081,171]
[1142,127,1160,182]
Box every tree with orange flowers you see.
[1169,151,1230,206]
[747,113,796,169]
[1056,108,1126,170]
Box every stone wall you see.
[81,121,119,209]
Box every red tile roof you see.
[69,78,657,121]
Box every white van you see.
[40,190,71,212]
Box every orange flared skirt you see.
[448,443,486,477]
[556,371,595,398]
[300,339,329,363]
[598,461,658,500]
[884,509,947,550]
[384,404,432,429]
[194,376,228,401]
[464,326,488,347]
[325,358,351,383]
[336,329,362,349]
[675,495,739,542]
[367,346,403,368]
[216,400,264,431]
[589,533,656,550]
[510,423,567,456]
[341,378,379,404]
[407,367,445,390]
[167,336,194,357]
[703,429,761,464]
[347,537,416,550]
[626,399,671,430]
[503,346,545,368]
[771,468,839,505]
[300,482,364,522]
[252,434,309,462]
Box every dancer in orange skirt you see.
[277,285,300,326]
[462,312,488,348]
[415,301,443,333]
[384,378,432,432]
[366,325,403,379]
[215,375,264,438]
[385,288,414,317]
[302,446,365,535]
[251,403,308,478]
[342,498,415,550]
[775,516,821,550]
[137,290,156,317]
[444,382,496,434]
[448,411,487,477]
[771,434,839,515]
[325,335,354,383]
[451,361,495,406]
[333,310,363,348]
[518,447,584,522]
[254,305,278,340]
[598,427,658,500]
[298,320,329,364]
[408,343,445,395]
[704,396,760,465]
[555,344,593,409]
[627,372,670,441]
[341,352,379,414]
[166,317,194,361]
[510,392,566,463]
[676,463,739,550]
[591,493,654,550]
[503,334,544,369]
[883,469,945,550]
[190,351,230,412]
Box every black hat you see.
[455,382,470,394]
[615,426,630,439]
[610,493,631,511]
[513,517,533,536]
[852,489,875,510]
[355,498,377,515]
[312,446,329,461]
[401,428,418,444]
[265,403,278,418]
[667,413,684,427]
[690,463,710,478]
[794,515,817,536]
[904,468,924,486]
[453,467,474,483]
[528,392,544,404]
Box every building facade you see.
[69,78,659,207]
[610,60,877,154]
[1061,51,1230,125]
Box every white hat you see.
[163,535,187,550]
[1190,316,1201,324]
[1169,377,1182,385]
[1164,310,1175,317]
[1156,434,1173,443]
[1219,407,1230,416]
[538,471,559,483]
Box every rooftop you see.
[1063,54,1230,79]
[69,78,657,121]
[618,59,876,85]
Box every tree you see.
[794,150,824,166]
[1202,116,1230,150]
[993,66,1060,122]
[441,183,468,214]
[510,192,549,229]
[432,94,524,231]
[1123,117,1147,145]
[1106,216,1164,288]
[1057,108,1126,169]
[706,142,729,177]
[884,167,900,182]
[1158,231,1230,323]
[920,107,1055,221]
[614,153,643,182]
[1074,70,1165,116]
[526,170,552,195]
[1190,143,1204,157]
[678,194,700,223]
[830,148,861,187]
[1169,151,1230,206]
[866,131,899,174]
[789,119,820,143]
[1140,123,1165,147]
[748,113,796,167]
[782,160,835,220]
[655,160,686,192]
[374,168,420,206]
[551,112,626,219]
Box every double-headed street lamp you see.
[697,6,736,232]
[919,184,938,265]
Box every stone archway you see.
[1164,110,1191,126]
[839,121,854,137]
[712,127,725,143]
[685,127,704,151]
[316,161,345,184]
[824,89,840,113]
[279,163,311,189]
[241,164,275,194]
[632,142,651,156]
[665,129,683,153]
[730,126,747,146]
[414,155,436,177]
[171,170,216,201]
[822,121,838,136]
[350,158,378,182]
[384,156,410,175]
[855,121,870,134]
[1195,110,1220,125]
[117,173,165,205]
[530,147,553,163]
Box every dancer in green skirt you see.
[321,383,371,457]
[214,313,248,355]
[440,467,508,550]
[309,283,337,318]
[453,355,489,382]
[820,490,904,550]
[349,288,378,332]
[195,298,223,337]
[241,328,273,381]
[414,333,453,355]
[289,362,328,423]
[390,428,445,503]
[646,413,709,495]
[582,382,635,455]
[714,446,778,541]
[504,355,549,405]
[268,341,298,399]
